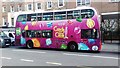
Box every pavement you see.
[0,43,119,67]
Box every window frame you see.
[18,5,22,11]
[2,6,6,12]
[76,0,90,6]
[27,4,32,11]
[2,17,6,26]
[36,3,41,10]
[76,0,82,6]
[47,1,52,9]
[11,18,14,26]
[58,0,64,8]
[10,6,14,12]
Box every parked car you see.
[0,32,11,48]
[4,32,15,46]
[9,32,15,45]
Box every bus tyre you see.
[26,40,33,49]
[68,42,78,51]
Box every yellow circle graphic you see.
[86,19,95,28]
[32,21,36,26]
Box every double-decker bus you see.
[15,6,102,51]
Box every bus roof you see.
[17,6,97,16]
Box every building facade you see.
[0,0,2,27]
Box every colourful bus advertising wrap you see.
[15,7,101,51]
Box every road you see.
[0,43,119,66]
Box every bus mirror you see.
[76,17,82,22]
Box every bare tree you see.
[103,19,118,32]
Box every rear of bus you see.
[74,7,102,51]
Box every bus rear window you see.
[81,29,98,39]
[81,9,94,19]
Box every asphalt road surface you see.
[1,43,119,66]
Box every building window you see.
[58,0,64,8]
[10,6,14,12]
[47,1,52,9]
[2,17,5,25]
[11,18,14,26]
[36,3,41,10]
[27,4,32,10]
[76,0,90,6]
[82,0,85,5]
[86,0,90,5]
[110,0,120,2]
[77,0,82,6]
[2,6,6,12]
[2,17,7,26]
[18,5,22,11]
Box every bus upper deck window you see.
[37,13,42,21]
[73,10,80,18]
[54,11,66,20]
[67,11,73,19]
[27,14,37,21]
[31,14,37,21]
[27,15,31,21]
[43,12,53,21]
[17,14,26,22]
[81,9,94,19]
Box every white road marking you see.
[12,49,46,54]
[46,62,62,65]
[1,57,12,60]
[63,53,119,60]
[20,59,34,62]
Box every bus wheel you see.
[26,40,33,49]
[68,42,78,51]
